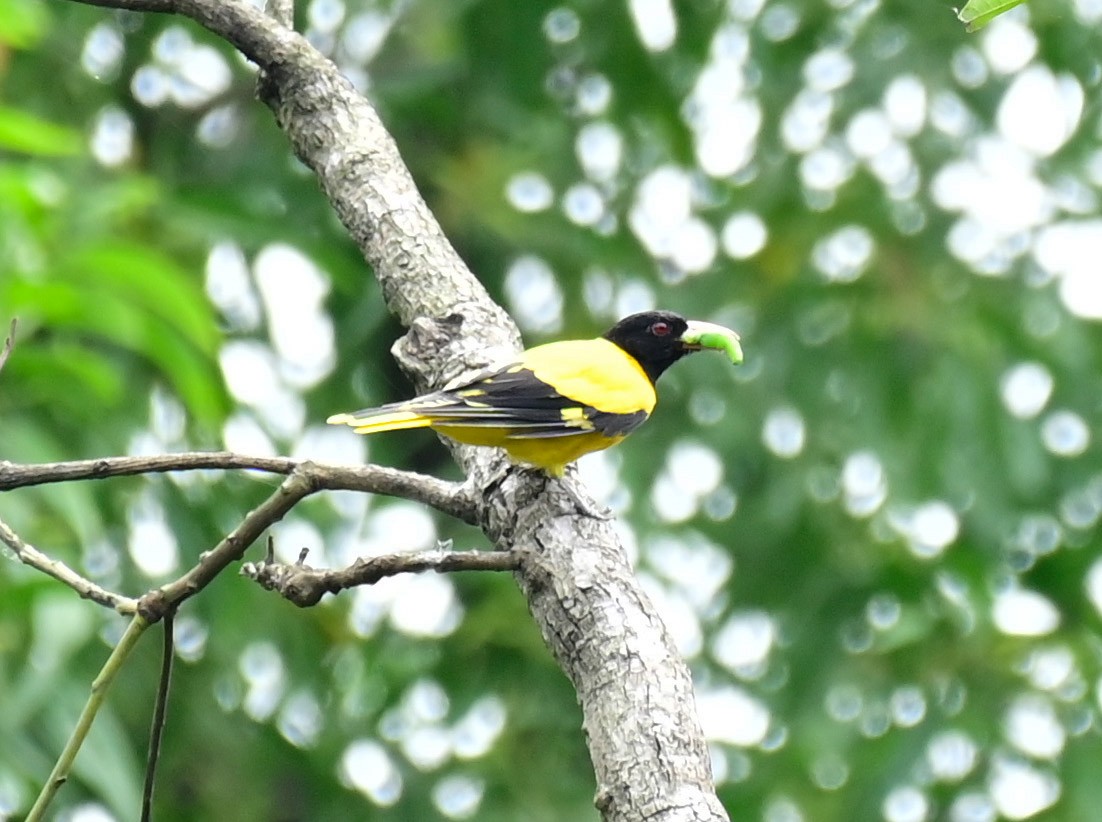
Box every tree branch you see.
[141,612,175,822]
[0,517,138,613]
[482,475,730,822]
[0,452,477,524]
[242,542,519,607]
[136,465,316,621]
[3,454,477,615]
[136,458,470,620]
[25,615,151,822]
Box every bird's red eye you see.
[650,321,671,336]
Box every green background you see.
[2,0,1102,819]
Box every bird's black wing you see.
[412,365,649,439]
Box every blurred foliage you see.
[957,0,1030,32]
[3,0,1102,821]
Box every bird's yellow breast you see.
[432,426,624,476]
[519,338,656,415]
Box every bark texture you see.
[70,1,730,818]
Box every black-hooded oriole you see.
[328,310,742,476]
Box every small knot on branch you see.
[241,548,328,607]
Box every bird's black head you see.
[602,310,693,384]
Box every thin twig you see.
[136,467,318,622]
[242,546,519,607]
[0,318,15,373]
[0,517,138,613]
[141,611,175,822]
[134,458,466,619]
[0,452,295,488]
[25,615,151,822]
[0,453,477,524]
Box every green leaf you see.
[65,241,222,356]
[3,341,127,409]
[2,278,227,423]
[0,106,81,157]
[957,0,1029,31]
[0,0,49,48]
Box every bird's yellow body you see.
[328,311,741,476]
[519,338,656,416]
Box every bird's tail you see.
[327,407,433,435]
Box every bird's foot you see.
[510,465,614,520]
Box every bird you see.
[327,310,742,477]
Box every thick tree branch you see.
[0,453,477,524]
[482,474,730,822]
[0,517,138,613]
[242,542,519,607]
